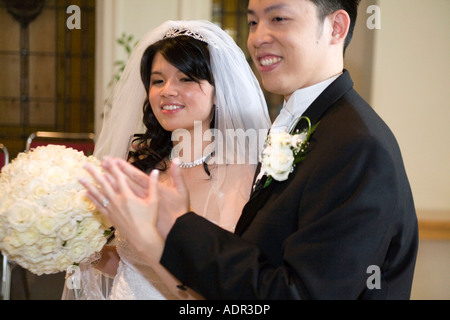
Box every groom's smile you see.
[257,54,283,71]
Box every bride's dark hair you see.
[129,36,215,173]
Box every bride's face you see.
[148,52,215,134]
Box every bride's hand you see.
[80,162,163,265]
[110,158,191,238]
[102,157,149,198]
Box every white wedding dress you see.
[108,229,178,299]
[62,164,255,300]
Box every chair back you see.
[0,143,9,171]
[1,144,11,299]
[26,131,95,156]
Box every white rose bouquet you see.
[260,117,319,188]
[0,145,110,275]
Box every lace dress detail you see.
[109,230,177,300]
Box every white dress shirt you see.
[255,74,341,187]
[271,74,341,133]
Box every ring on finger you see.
[102,198,110,208]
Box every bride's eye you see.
[180,77,194,83]
[150,79,163,86]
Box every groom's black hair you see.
[309,0,361,53]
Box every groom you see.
[108,0,419,299]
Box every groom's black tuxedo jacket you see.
[161,70,419,299]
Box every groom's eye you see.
[248,20,257,27]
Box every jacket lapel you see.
[235,70,354,236]
[235,174,275,235]
[302,70,353,124]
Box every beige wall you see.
[348,0,450,214]
[346,0,450,300]
[344,0,377,104]
[372,0,450,213]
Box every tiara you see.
[163,26,208,44]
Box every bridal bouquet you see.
[0,145,110,275]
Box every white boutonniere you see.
[260,117,319,188]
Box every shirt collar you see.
[271,74,341,132]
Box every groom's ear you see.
[329,9,351,46]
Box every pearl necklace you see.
[170,151,214,169]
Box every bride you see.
[62,20,270,300]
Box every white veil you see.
[94,20,271,163]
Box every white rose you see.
[88,232,107,253]
[0,236,19,256]
[43,166,69,186]
[27,177,51,200]
[64,157,85,177]
[0,223,5,242]
[0,180,10,198]
[35,213,60,236]
[16,227,40,246]
[78,217,102,238]
[13,257,28,270]
[66,238,90,263]
[37,257,61,275]
[22,161,45,177]
[263,145,294,182]
[56,252,74,270]
[6,202,37,232]
[58,220,78,241]
[39,264,57,275]
[291,132,308,150]
[48,191,74,213]
[2,234,22,249]
[269,131,291,147]
[37,237,60,255]
[0,195,13,215]
[72,191,96,217]
[31,147,51,161]
[8,177,29,200]
[21,244,43,263]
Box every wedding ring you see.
[102,198,110,208]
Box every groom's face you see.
[247,0,331,100]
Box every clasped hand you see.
[80,157,190,265]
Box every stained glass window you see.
[0,0,96,159]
